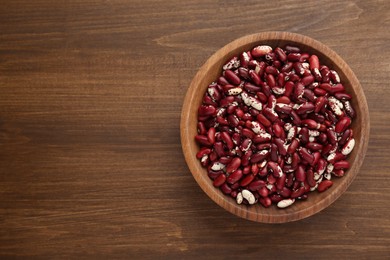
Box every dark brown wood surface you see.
[0,0,389,258]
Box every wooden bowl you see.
[180,32,369,223]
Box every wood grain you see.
[0,0,389,258]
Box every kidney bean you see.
[248,70,261,86]
[227,170,243,184]
[343,100,356,118]
[274,138,287,156]
[291,186,306,199]
[313,87,327,96]
[287,138,299,155]
[217,76,229,86]
[224,69,241,85]
[296,102,315,114]
[335,116,352,133]
[317,180,333,192]
[306,142,323,151]
[220,183,232,194]
[225,157,241,174]
[295,165,306,182]
[341,138,355,155]
[333,169,345,177]
[335,92,352,100]
[287,53,301,61]
[272,123,284,138]
[248,180,266,191]
[277,198,295,208]
[299,147,314,164]
[275,103,292,115]
[259,197,272,208]
[306,169,316,187]
[334,160,350,170]
[309,55,319,69]
[339,129,352,147]
[278,186,292,198]
[213,173,226,187]
[330,70,340,83]
[251,45,272,57]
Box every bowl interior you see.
[181,32,369,223]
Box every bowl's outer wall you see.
[181,32,370,223]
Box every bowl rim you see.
[181,31,370,223]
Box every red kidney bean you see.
[251,45,272,57]
[220,183,232,194]
[265,65,278,75]
[259,197,272,208]
[289,73,301,83]
[275,47,287,62]
[339,129,352,147]
[198,105,216,117]
[248,70,261,86]
[275,174,287,191]
[318,133,327,144]
[279,186,292,198]
[213,173,226,187]
[299,127,309,144]
[299,147,314,164]
[313,87,327,96]
[195,135,212,147]
[226,157,241,174]
[244,82,261,93]
[242,165,251,175]
[335,92,352,100]
[295,165,306,182]
[312,152,321,166]
[303,88,315,102]
[220,131,234,149]
[296,102,315,114]
[270,194,283,203]
[248,180,266,191]
[333,169,345,177]
[334,160,350,170]
[302,119,318,130]
[227,170,243,184]
[317,180,333,192]
[240,174,255,187]
[326,128,337,145]
[224,69,241,85]
[207,127,216,144]
[277,96,291,104]
[196,147,211,159]
[314,96,327,113]
[335,116,352,133]
[258,186,269,197]
[309,55,319,70]
[274,138,287,156]
[217,76,229,86]
[306,169,316,187]
[291,186,306,199]
[287,138,299,154]
[306,142,323,151]
[208,169,222,180]
[287,52,301,61]
[275,103,292,115]
[272,123,284,138]
[197,122,207,135]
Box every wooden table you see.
[0,1,389,258]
